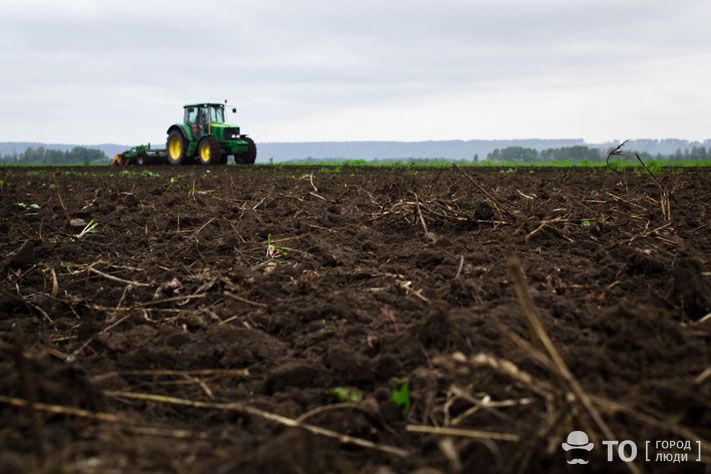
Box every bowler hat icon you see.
[562,431,594,451]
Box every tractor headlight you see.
[224,127,241,140]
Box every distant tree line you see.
[487,146,601,162]
[0,146,108,165]
[1,143,708,165]
[487,145,710,162]
[663,146,710,161]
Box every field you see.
[0,165,709,473]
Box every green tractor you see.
[166,103,256,165]
[113,102,256,166]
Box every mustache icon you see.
[567,458,589,465]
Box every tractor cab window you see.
[208,106,225,124]
[184,107,198,124]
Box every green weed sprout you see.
[16,202,40,209]
[75,219,99,238]
[326,387,364,403]
[265,234,288,258]
[391,380,411,416]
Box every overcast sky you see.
[1,0,709,144]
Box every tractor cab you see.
[184,104,226,139]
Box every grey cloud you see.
[0,0,709,143]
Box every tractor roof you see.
[184,103,224,108]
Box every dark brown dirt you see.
[0,165,709,473]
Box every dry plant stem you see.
[0,396,206,440]
[140,293,207,307]
[496,324,566,374]
[52,174,72,231]
[506,253,614,441]
[634,152,672,221]
[424,167,445,198]
[295,403,372,424]
[512,406,566,474]
[49,267,58,303]
[191,217,218,239]
[218,315,240,325]
[119,369,250,378]
[450,396,534,427]
[525,217,567,242]
[186,375,214,400]
[120,425,208,440]
[590,396,711,454]
[223,290,267,308]
[606,192,647,210]
[88,267,150,287]
[102,314,132,334]
[605,140,628,177]
[405,425,520,442]
[438,437,462,473]
[90,369,251,384]
[454,255,464,279]
[105,390,410,458]
[19,291,55,326]
[413,194,437,242]
[633,153,665,192]
[452,163,512,219]
[471,353,556,399]
[1,395,121,423]
[308,172,318,192]
[694,367,711,384]
[12,327,45,466]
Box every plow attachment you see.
[113,144,167,166]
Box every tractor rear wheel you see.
[166,131,187,165]
[197,136,223,165]
[234,136,257,165]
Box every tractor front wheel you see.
[197,136,223,165]
[234,137,257,165]
[166,131,187,165]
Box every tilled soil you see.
[0,165,709,473]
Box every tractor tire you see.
[167,131,187,165]
[197,136,223,165]
[234,136,257,165]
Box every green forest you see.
[0,146,107,165]
[486,145,711,162]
